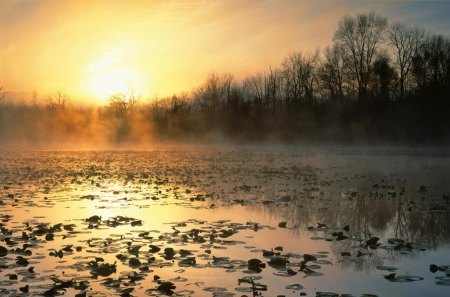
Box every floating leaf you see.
[376,265,398,271]
[285,283,304,290]
[0,246,7,257]
[384,273,423,282]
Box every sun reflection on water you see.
[1,149,450,296]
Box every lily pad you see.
[317,292,339,297]
[376,265,398,271]
[285,283,304,290]
[384,273,424,282]
[0,246,7,257]
[435,276,450,286]
[268,256,289,267]
[203,287,227,293]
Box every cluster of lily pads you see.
[1,149,450,296]
[0,211,327,296]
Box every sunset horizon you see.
[1,2,450,296]
[2,0,450,104]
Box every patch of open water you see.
[0,147,449,296]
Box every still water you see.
[0,147,449,296]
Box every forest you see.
[1,12,449,146]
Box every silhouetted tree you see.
[48,91,70,111]
[104,88,140,142]
[31,91,39,108]
[370,54,397,102]
[196,73,226,114]
[389,23,427,99]
[243,73,265,108]
[412,34,450,95]
[318,45,346,101]
[108,90,138,117]
[264,67,282,109]
[281,51,318,106]
[334,11,387,101]
[0,86,6,103]
[1,12,450,146]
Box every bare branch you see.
[334,11,388,100]
[108,86,139,116]
[0,86,6,103]
[389,22,427,99]
[48,91,70,111]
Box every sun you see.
[88,67,138,99]
[84,49,147,101]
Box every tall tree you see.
[243,73,265,106]
[108,90,138,117]
[389,23,426,99]
[412,34,450,95]
[318,45,346,101]
[0,86,6,103]
[48,91,70,111]
[264,68,282,109]
[281,51,319,105]
[370,54,397,102]
[334,11,387,101]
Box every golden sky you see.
[1,0,449,104]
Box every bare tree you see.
[0,86,6,103]
[370,53,397,101]
[108,87,138,117]
[244,69,282,109]
[264,67,282,109]
[195,73,235,114]
[31,91,40,109]
[48,91,70,111]
[412,34,450,93]
[389,23,427,99]
[281,51,319,105]
[243,73,265,106]
[318,45,346,101]
[220,73,235,113]
[334,11,387,101]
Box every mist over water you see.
[1,8,450,297]
[2,10,450,147]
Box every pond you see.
[0,147,449,296]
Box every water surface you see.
[0,147,449,296]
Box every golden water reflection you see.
[0,148,449,296]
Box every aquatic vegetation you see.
[0,148,449,296]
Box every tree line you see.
[1,12,449,145]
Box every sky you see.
[1,0,450,104]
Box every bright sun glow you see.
[88,67,139,99]
[84,48,147,101]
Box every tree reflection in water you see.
[257,181,450,271]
